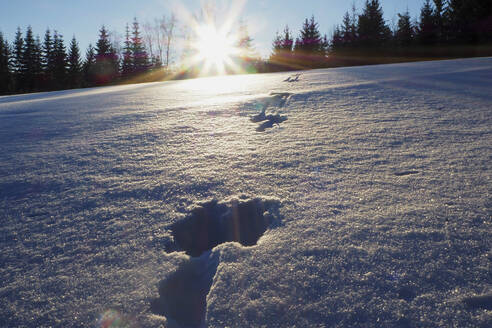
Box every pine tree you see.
[20,26,39,91]
[446,0,492,44]
[0,32,12,94]
[33,35,43,90]
[418,0,438,45]
[294,16,326,56]
[52,31,67,89]
[121,23,133,78]
[357,0,391,48]
[280,26,294,53]
[395,10,414,47]
[12,27,23,91]
[131,18,148,74]
[433,0,446,42]
[42,29,55,90]
[341,8,357,47]
[67,36,82,88]
[270,26,294,65]
[83,44,96,86]
[95,26,118,84]
[331,26,344,51]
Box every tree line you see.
[0,17,176,95]
[1,0,491,95]
[269,0,492,69]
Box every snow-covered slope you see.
[1,58,491,327]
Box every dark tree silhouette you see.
[294,16,326,56]
[433,0,446,42]
[12,27,24,90]
[19,26,42,92]
[270,26,295,69]
[0,32,12,94]
[42,29,55,90]
[67,36,82,88]
[418,0,438,45]
[52,31,67,89]
[83,44,96,86]
[121,23,133,78]
[357,0,391,48]
[94,26,119,84]
[131,18,148,74]
[446,0,492,44]
[271,25,294,63]
[341,6,358,47]
[395,10,415,47]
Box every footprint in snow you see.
[152,197,282,327]
[283,73,301,82]
[251,92,291,131]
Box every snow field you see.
[0,57,491,327]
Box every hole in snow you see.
[152,197,281,326]
[394,170,420,177]
[150,254,218,327]
[250,92,291,132]
[169,197,281,257]
[463,294,492,310]
[256,114,288,132]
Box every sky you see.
[0,0,426,60]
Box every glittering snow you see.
[0,57,491,327]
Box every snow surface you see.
[0,57,491,327]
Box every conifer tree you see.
[446,0,492,43]
[95,26,118,84]
[418,0,438,45]
[331,26,344,51]
[294,16,326,56]
[270,26,294,65]
[0,32,12,94]
[33,35,43,90]
[42,29,55,89]
[395,10,414,47]
[67,36,82,88]
[341,7,357,47]
[20,26,38,91]
[357,0,391,48]
[433,0,446,41]
[83,44,96,86]
[12,27,24,91]
[280,26,294,53]
[52,31,67,89]
[121,23,133,78]
[131,18,148,74]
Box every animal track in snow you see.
[151,197,282,327]
[283,73,301,82]
[394,170,420,177]
[251,92,291,132]
[256,114,288,132]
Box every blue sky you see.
[0,0,426,59]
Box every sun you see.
[194,25,236,74]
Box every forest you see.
[0,0,491,95]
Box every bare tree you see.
[143,22,155,61]
[143,14,177,68]
[160,14,177,67]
